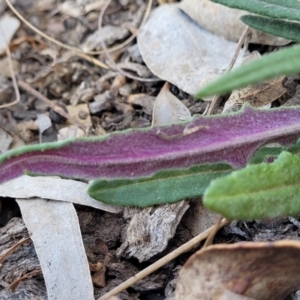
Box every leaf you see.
[137,3,242,97]
[152,82,191,126]
[241,15,300,43]
[210,0,300,22]
[1,106,300,189]
[176,240,300,299]
[222,51,288,113]
[88,163,232,207]
[17,198,94,300]
[203,151,300,220]
[0,175,122,213]
[196,46,300,98]
[179,0,289,45]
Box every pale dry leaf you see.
[179,0,290,45]
[0,175,122,213]
[137,3,243,96]
[0,127,12,154]
[17,198,94,300]
[152,82,191,126]
[223,52,288,113]
[0,14,20,54]
[176,241,300,300]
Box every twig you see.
[0,237,30,267]
[6,0,151,56]
[205,26,251,115]
[9,269,42,292]
[98,0,161,83]
[4,0,108,69]
[89,0,153,55]
[0,25,20,109]
[18,81,87,132]
[99,218,230,300]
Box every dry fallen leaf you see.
[179,0,290,45]
[223,52,291,113]
[137,3,243,97]
[0,175,122,214]
[176,240,300,300]
[0,14,20,55]
[17,198,94,300]
[152,82,192,126]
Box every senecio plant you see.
[3,0,300,221]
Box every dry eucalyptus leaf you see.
[137,3,242,97]
[176,241,300,300]
[0,14,20,54]
[179,0,290,45]
[17,198,94,300]
[0,127,12,154]
[223,52,289,113]
[0,175,122,213]
[152,82,191,126]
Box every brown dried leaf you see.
[176,240,300,300]
[223,52,289,113]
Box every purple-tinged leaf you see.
[0,106,300,184]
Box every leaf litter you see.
[1,0,300,299]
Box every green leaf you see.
[203,152,300,220]
[88,163,232,207]
[211,0,300,21]
[196,46,300,98]
[241,15,300,42]
[249,145,284,164]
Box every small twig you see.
[0,26,20,109]
[99,218,230,300]
[6,0,151,56]
[205,26,251,115]
[9,269,42,292]
[18,81,87,132]
[89,0,153,55]
[0,237,30,267]
[98,0,161,83]
[4,0,108,69]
